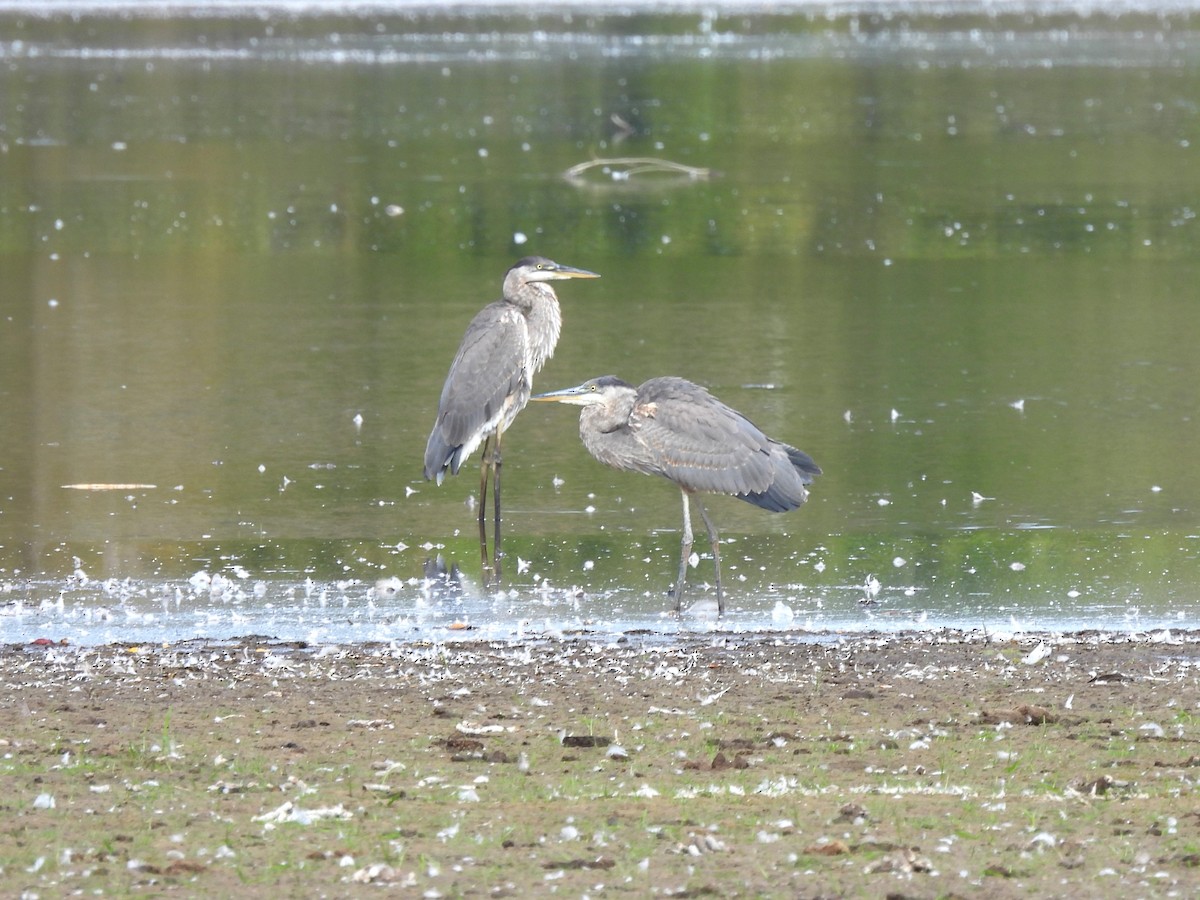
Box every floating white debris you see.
[877,497,891,506]
[683,597,720,617]
[513,231,527,244]
[61,483,156,491]
[353,412,364,429]
[843,409,853,423]
[890,408,901,422]
[972,491,992,504]
[375,578,403,598]
[893,556,906,567]
[1010,561,1026,572]
[1009,399,1025,412]
[385,204,403,217]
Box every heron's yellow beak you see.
[531,383,593,405]
[547,264,600,280]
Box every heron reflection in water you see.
[423,256,600,580]
[533,375,821,614]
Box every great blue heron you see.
[423,256,599,578]
[532,375,821,614]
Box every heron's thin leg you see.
[492,427,503,578]
[694,497,723,616]
[673,490,694,612]
[478,435,494,582]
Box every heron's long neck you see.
[524,286,562,372]
[580,391,636,436]
[578,392,638,471]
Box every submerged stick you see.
[563,157,714,183]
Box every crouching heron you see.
[532,375,821,614]
[423,256,599,579]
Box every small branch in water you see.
[563,157,715,185]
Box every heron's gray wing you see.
[424,303,529,479]
[627,377,781,497]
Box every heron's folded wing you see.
[425,305,528,478]
[630,379,777,496]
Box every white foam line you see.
[3,0,1200,17]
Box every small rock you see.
[561,734,611,748]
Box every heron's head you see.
[531,375,632,407]
[510,256,601,284]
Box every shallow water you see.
[2,3,1200,644]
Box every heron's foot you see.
[668,584,686,613]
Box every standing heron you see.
[423,256,599,578]
[532,375,821,614]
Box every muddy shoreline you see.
[4,628,1200,896]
